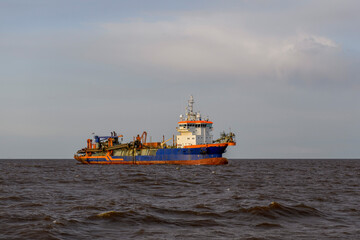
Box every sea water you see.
[1,159,359,239]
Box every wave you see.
[0,195,28,201]
[70,205,104,211]
[0,212,54,222]
[93,210,132,219]
[14,202,44,208]
[90,210,173,226]
[255,222,283,228]
[223,202,323,220]
[240,202,323,219]
[91,202,321,227]
[150,206,222,218]
[90,210,221,227]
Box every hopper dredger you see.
[74,96,236,165]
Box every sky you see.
[1,0,359,159]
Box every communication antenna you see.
[186,95,195,120]
[188,95,194,114]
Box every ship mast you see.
[186,95,196,121]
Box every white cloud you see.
[87,15,353,88]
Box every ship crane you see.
[161,137,173,147]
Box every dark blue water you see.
[1,159,359,239]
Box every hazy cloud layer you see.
[0,1,359,158]
[96,18,351,85]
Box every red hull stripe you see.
[74,156,228,165]
[178,121,213,124]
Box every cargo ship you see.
[74,96,236,165]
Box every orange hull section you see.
[74,155,228,165]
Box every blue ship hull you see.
[75,145,229,165]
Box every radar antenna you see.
[186,95,195,120]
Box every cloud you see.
[3,3,358,88]
[70,13,355,88]
[1,1,359,158]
